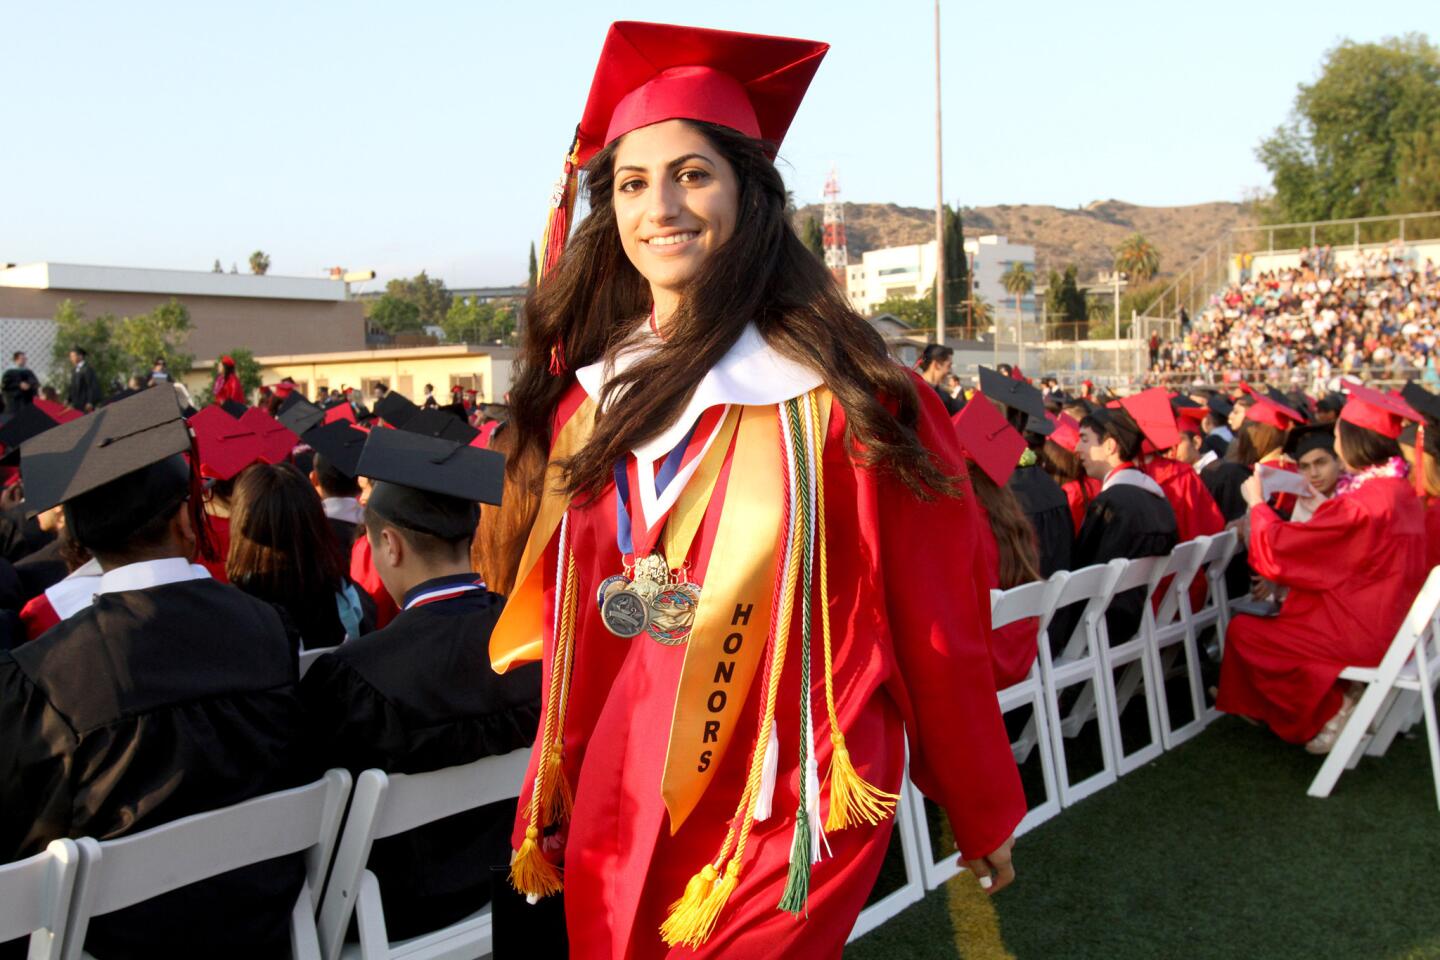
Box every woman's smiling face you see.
[612,120,739,311]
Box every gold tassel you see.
[539,746,573,825]
[809,390,899,832]
[658,863,719,945]
[510,825,562,899]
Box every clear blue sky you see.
[2,1,1430,289]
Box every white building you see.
[845,235,1037,321]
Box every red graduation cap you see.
[272,382,295,400]
[1340,383,1421,439]
[34,397,83,424]
[1119,388,1180,452]
[238,407,298,464]
[1175,405,1208,434]
[1047,411,1082,454]
[324,403,357,426]
[952,394,1026,487]
[188,406,265,481]
[576,21,828,166]
[1245,396,1307,430]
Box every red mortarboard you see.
[34,398,83,424]
[324,403,357,426]
[189,406,265,481]
[1119,388,1181,451]
[1175,405,1208,434]
[1047,411,1082,453]
[576,22,829,165]
[238,407,298,464]
[273,382,295,399]
[1340,383,1421,440]
[220,355,235,366]
[1245,397,1307,430]
[952,395,1026,487]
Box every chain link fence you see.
[0,318,58,386]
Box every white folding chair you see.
[1148,539,1210,749]
[0,839,80,960]
[848,752,927,938]
[1309,567,1440,811]
[300,646,339,678]
[1192,529,1239,719]
[63,769,352,960]
[990,575,1066,835]
[317,748,531,960]
[1095,555,1166,775]
[1040,560,1125,806]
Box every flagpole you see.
[933,0,945,346]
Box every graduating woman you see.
[1039,410,1098,535]
[1218,386,1428,753]
[211,354,245,408]
[488,22,1023,959]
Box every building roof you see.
[0,262,348,302]
[191,343,517,370]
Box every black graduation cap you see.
[357,428,505,541]
[1206,393,1233,418]
[1401,382,1440,423]
[220,399,248,419]
[1315,391,1347,414]
[374,391,420,428]
[1172,395,1201,409]
[978,366,1053,436]
[276,393,326,437]
[303,421,367,478]
[0,405,61,464]
[1284,422,1336,460]
[401,408,481,445]
[20,386,192,517]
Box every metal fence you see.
[0,318,58,386]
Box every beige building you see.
[186,344,516,406]
[0,262,367,384]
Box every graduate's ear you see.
[378,525,405,570]
[173,500,196,555]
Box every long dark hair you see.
[1229,420,1286,467]
[968,464,1040,589]
[507,121,949,505]
[1337,420,1402,471]
[227,463,344,602]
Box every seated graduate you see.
[1286,423,1342,522]
[1123,388,1225,546]
[0,388,311,959]
[303,420,368,547]
[1039,410,1100,535]
[188,404,271,582]
[227,462,372,650]
[1073,406,1180,643]
[1218,386,1427,754]
[301,427,542,941]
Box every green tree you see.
[802,216,825,262]
[1001,261,1034,333]
[1396,125,1440,213]
[368,293,423,334]
[212,259,222,273]
[50,300,126,399]
[249,250,271,275]
[1257,34,1440,222]
[113,298,194,382]
[940,204,970,330]
[872,289,937,328]
[1045,264,1089,339]
[527,242,538,291]
[220,348,264,396]
[384,271,452,328]
[1113,233,1160,284]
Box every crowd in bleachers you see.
[1149,241,1440,390]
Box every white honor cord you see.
[800,391,830,864]
[754,400,801,824]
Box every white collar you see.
[322,497,365,524]
[44,558,105,621]
[1102,467,1166,498]
[1193,451,1219,473]
[575,323,822,530]
[96,557,212,597]
[575,323,822,464]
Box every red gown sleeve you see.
[1247,496,1364,592]
[350,535,399,629]
[879,378,1026,859]
[19,594,58,642]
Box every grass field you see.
[847,716,1440,960]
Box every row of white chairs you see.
[8,537,1437,956]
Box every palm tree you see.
[1113,233,1160,284]
[1001,261,1034,346]
[965,292,994,330]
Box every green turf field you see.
[847,716,1440,959]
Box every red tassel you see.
[186,431,218,564]
[1417,424,1427,499]
[549,340,567,376]
[538,131,582,286]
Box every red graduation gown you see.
[1425,497,1440,572]
[1217,477,1426,742]
[514,382,1024,959]
[1140,456,1225,544]
[976,510,1039,690]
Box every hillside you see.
[792,199,1254,283]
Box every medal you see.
[647,579,701,645]
[596,574,632,612]
[600,588,651,638]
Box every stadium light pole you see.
[933,0,944,346]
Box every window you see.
[877,266,914,277]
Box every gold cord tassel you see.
[510,541,578,898]
[811,393,900,831]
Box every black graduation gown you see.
[300,582,542,940]
[1071,482,1179,645]
[0,579,310,959]
[327,516,359,548]
[933,383,965,416]
[13,536,67,602]
[1008,464,1074,576]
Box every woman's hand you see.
[963,835,1016,895]
[1241,474,1265,508]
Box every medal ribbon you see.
[614,404,729,563]
[404,577,486,610]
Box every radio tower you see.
[822,167,848,286]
